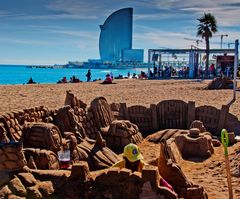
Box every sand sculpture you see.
[146,121,215,159]
[23,123,62,153]
[0,123,10,144]
[0,162,179,199]
[0,142,26,171]
[52,98,121,170]
[159,140,208,199]
[0,98,120,172]
[0,112,24,142]
[206,77,234,90]
[175,128,214,159]
[1,91,240,198]
[89,96,143,151]
[24,148,60,170]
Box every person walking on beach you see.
[86,69,91,82]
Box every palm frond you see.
[196,13,218,38]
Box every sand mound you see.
[206,77,234,90]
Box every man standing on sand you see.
[86,69,91,82]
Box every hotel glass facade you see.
[99,8,133,62]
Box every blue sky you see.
[0,0,239,65]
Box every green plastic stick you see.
[221,129,229,155]
[221,129,233,199]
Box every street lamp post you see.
[233,39,239,101]
[221,34,228,49]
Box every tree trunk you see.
[205,37,210,78]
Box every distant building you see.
[99,8,143,63]
[216,54,234,68]
[122,49,144,62]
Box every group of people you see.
[199,63,233,78]
[86,70,148,82]
[115,72,137,79]
[53,69,115,84]
[149,66,190,79]
[127,72,137,79]
[57,76,81,84]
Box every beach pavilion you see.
[147,48,236,78]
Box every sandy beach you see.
[1,79,240,118]
[1,79,240,199]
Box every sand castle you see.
[206,77,234,89]
[1,90,240,198]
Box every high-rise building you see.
[99,8,143,63]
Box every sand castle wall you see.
[110,100,240,136]
[1,96,240,172]
[0,142,26,171]
[1,98,239,145]
[0,162,179,199]
[0,106,55,142]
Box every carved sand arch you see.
[128,105,152,133]
[156,100,188,130]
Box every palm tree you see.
[197,13,218,77]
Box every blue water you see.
[0,65,148,85]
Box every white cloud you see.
[48,29,99,40]
[0,58,67,65]
[135,0,240,27]
[0,38,58,46]
[133,25,240,61]
[0,10,8,15]
[46,0,106,15]
[134,31,190,49]
[0,10,21,18]
[181,6,240,27]
[16,13,97,20]
[134,13,175,20]
[154,0,240,10]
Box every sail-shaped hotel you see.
[99,8,143,63]
[67,8,144,68]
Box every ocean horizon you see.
[0,65,148,85]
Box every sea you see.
[0,65,148,85]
